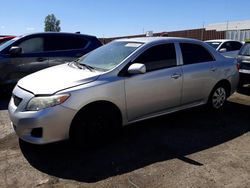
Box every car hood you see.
[17,63,102,95]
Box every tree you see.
[44,14,61,32]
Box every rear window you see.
[180,43,214,65]
[44,35,88,51]
[231,41,243,51]
[239,43,250,56]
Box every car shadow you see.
[20,101,250,183]
[0,98,10,110]
[237,85,250,96]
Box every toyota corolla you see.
[8,37,239,144]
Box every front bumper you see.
[8,86,77,144]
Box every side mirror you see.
[128,63,146,74]
[9,46,22,55]
[219,48,227,53]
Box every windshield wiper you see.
[72,61,94,72]
[81,63,95,72]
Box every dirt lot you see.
[0,88,250,188]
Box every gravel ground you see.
[0,88,250,188]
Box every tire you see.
[70,106,121,147]
[208,85,228,110]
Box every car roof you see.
[205,39,240,43]
[0,36,15,39]
[115,37,202,44]
[20,32,97,38]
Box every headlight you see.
[26,94,70,111]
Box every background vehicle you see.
[0,32,102,92]
[0,35,15,45]
[237,41,250,87]
[8,37,239,145]
[205,39,243,58]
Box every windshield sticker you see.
[125,43,142,48]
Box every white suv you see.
[205,39,243,58]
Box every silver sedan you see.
[8,37,239,144]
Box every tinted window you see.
[239,43,250,56]
[180,43,214,65]
[18,37,44,54]
[134,43,176,71]
[44,35,88,51]
[231,41,242,51]
[220,42,232,51]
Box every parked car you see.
[0,35,15,45]
[237,41,250,87]
[0,32,102,92]
[8,37,239,144]
[205,39,243,58]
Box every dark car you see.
[0,35,15,45]
[0,32,102,92]
[237,42,250,88]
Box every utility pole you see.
[201,21,205,41]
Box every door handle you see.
[210,67,217,72]
[171,73,181,79]
[37,57,46,62]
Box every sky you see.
[1,0,250,38]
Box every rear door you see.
[180,43,219,105]
[124,43,182,121]
[44,35,89,67]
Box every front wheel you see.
[70,106,121,147]
[208,85,227,110]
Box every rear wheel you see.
[208,85,227,110]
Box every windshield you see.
[239,43,250,56]
[206,42,221,49]
[0,37,19,52]
[78,41,143,71]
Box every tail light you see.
[236,63,240,71]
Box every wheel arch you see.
[212,79,231,97]
[69,100,123,136]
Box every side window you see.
[180,43,214,65]
[231,42,242,51]
[133,43,177,71]
[44,35,88,51]
[220,42,232,51]
[18,37,44,54]
[239,43,250,56]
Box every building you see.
[206,20,250,41]
[100,20,250,43]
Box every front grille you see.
[13,95,22,107]
[240,63,250,70]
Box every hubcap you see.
[212,87,226,109]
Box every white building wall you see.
[206,20,250,31]
[226,30,250,41]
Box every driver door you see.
[4,36,49,84]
